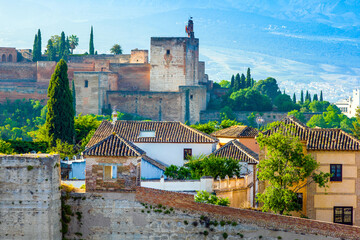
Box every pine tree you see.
[230,75,235,89]
[300,90,304,104]
[320,90,323,101]
[46,59,75,146]
[246,67,251,88]
[89,26,94,55]
[313,94,318,101]
[234,73,241,91]
[240,73,246,89]
[32,34,38,62]
[47,39,56,61]
[59,32,66,60]
[293,93,296,104]
[305,91,309,101]
[37,29,42,60]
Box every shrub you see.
[194,191,230,206]
[223,232,228,239]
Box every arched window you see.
[84,80,88,88]
[8,54,12,62]
[1,54,6,62]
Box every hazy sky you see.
[1,0,359,101]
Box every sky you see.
[0,0,359,102]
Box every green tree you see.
[0,139,14,154]
[240,73,246,89]
[313,94,318,101]
[219,80,231,88]
[320,90,323,101]
[234,73,240,91]
[308,101,330,113]
[274,94,298,112]
[219,106,236,120]
[256,129,330,215]
[46,59,75,146]
[164,165,191,180]
[110,44,122,55]
[323,105,341,128]
[72,80,76,115]
[253,77,281,102]
[49,139,75,160]
[246,67,251,88]
[288,110,306,123]
[230,88,272,111]
[59,31,66,60]
[37,29,42,57]
[300,90,304,104]
[32,34,39,62]
[47,39,56,61]
[292,93,296,104]
[194,191,230,206]
[230,75,234,89]
[50,35,61,55]
[352,107,360,139]
[190,121,218,134]
[89,26,94,55]
[68,35,79,54]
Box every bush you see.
[194,191,230,206]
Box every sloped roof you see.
[212,140,259,164]
[83,133,145,157]
[142,155,168,171]
[211,125,258,138]
[87,120,218,147]
[264,115,360,151]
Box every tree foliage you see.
[46,59,75,146]
[253,77,281,102]
[0,139,14,154]
[256,128,330,215]
[219,80,231,88]
[89,26,94,55]
[68,35,79,54]
[274,94,299,112]
[230,88,272,111]
[110,44,123,55]
[194,190,230,206]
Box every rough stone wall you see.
[150,38,188,92]
[36,61,56,82]
[130,49,148,64]
[0,47,18,62]
[0,154,61,240]
[85,156,140,192]
[180,85,207,123]
[107,91,184,122]
[109,63,150,91]
[69,54,131,64]
[0,83,48,103]
[185,37,199,86]
[0,62,37,80]
[64,191,342,240]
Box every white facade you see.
[335,89,360,118]
[141,176,213,192]
[135,142,217,166]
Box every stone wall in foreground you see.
[0,154,61,240]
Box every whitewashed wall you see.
[135,143,216,166]
[141,177,213,192]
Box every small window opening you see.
[104,165,117,180]
[166,49,170,55]
[330,164,342,181]
[138,131,156,138]
[190,95,193,100]
[84,80,88,88]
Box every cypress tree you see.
[59,32,66,60]
[313,94,318,101]
[305,91,309,101]
[246,67,251,88]
[251,78,255,88]
[230,75,235,89]
[46,59,75,146]
[32,34,38,62]
[240,73,246,89]
[300,90,304,104]
[37,29,42,60]
[47,39,56,61]
[89,26,94,55]
[320,90,323,101]
[234,73,241,91]
[283,89,285,94]
[292,93,296,104]
[72,79,76,116]
[308,93,312,102]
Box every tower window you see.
[166,49,170,55]
[84,80,88,88]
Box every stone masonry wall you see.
[65,190,342,240]
[0,154,61,240]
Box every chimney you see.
[112,110,118,123]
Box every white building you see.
[335,89,360,118]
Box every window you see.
[138,131,155,138]
[166,49,170,55]
[184,148,192,160]
[295,193,303,210]
[190,95,193,100]
[84,80,88,88]
[103,165,117,180]
[334,207,353,225]
[330,164,342,181]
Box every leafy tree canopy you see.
[230,88,272,111]
[219,80,231,88]
[110,44,123,55]
[253,77,281,102]
[194,190,230,206]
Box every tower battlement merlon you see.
[185,17,194,39]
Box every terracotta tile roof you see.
[87,120,218,147]
[142,155,168,171]
[264,116,360,151]
[212,140,259,164]
[83,133,145,157]
[211,125,258,138]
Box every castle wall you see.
[37,61,56,82]
[185,37,199,86]
[0,154,61,240]
[130,49,148,64]
[0,62,37,80]
[0,47,18,63]
[0,83,48,103]
[109,63,150,91]
[69,54,131,64]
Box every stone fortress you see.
[0,19,211,124]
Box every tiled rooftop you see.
[211,125,258,138]
[212,140,259,164]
